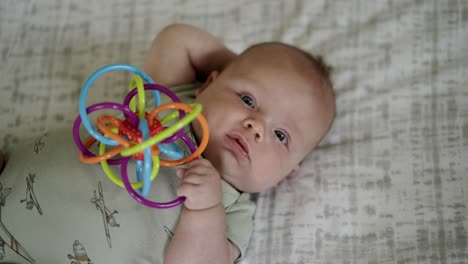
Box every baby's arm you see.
[166,159,239,264]
[144,24,240,263]
[143,23,236,86]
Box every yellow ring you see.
[99,140,159,188]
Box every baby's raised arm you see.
[143,23,236,86]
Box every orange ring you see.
[96,115,131,147]
[96,115,163,160]
[79,136,123,164]
[147,102,209,167]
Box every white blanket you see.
[1,1,467,263]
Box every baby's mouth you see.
[226,133,250,160]
[235,138,248,153]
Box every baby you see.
[0,24,334,264]
[144,24,336,263]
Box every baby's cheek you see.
[267,159,291,185]
[250,165,280,190]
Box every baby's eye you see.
[240,95,255,109]
[275,130,288,145]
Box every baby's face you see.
[192,45,332,192]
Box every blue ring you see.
[138,118,152,197]
[158,142,184,159]
[136,160,143,194]
[79,64,161,146]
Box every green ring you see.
[99,141,159,188]
[120,103,202,156]
[128,75,146,119]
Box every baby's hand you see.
[176,158,222,211]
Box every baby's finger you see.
[180,172,205,185]
[176,182,197,198]
[188,158,212,169]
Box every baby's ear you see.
[195,71,219,97]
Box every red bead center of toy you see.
[119,113,164,160]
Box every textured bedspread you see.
[1,1,468,263]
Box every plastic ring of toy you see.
[151,102,209,167]
[121,157,185,209]
[99,142,159,189]
[79,136,123,164]
[73,102,137,165]
[120,102,201,156]
[96,115,131,147]
[123,84,188,159]
[120,103,208,163]
[127,75,146,119]
[152,103,208,166]
[123,84,184,121]
[96,114,162,158]
[159,103,198,144]
[159,132,197,167]
[138,118,152,197]
[160,110,180,125]
[160,129,184,144]
[79,64,158,146]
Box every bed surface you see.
[1,1,468,263]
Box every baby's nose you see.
[243,118,264,142]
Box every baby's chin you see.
[202,150,247,191]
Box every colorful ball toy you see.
[72,64,209,209]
